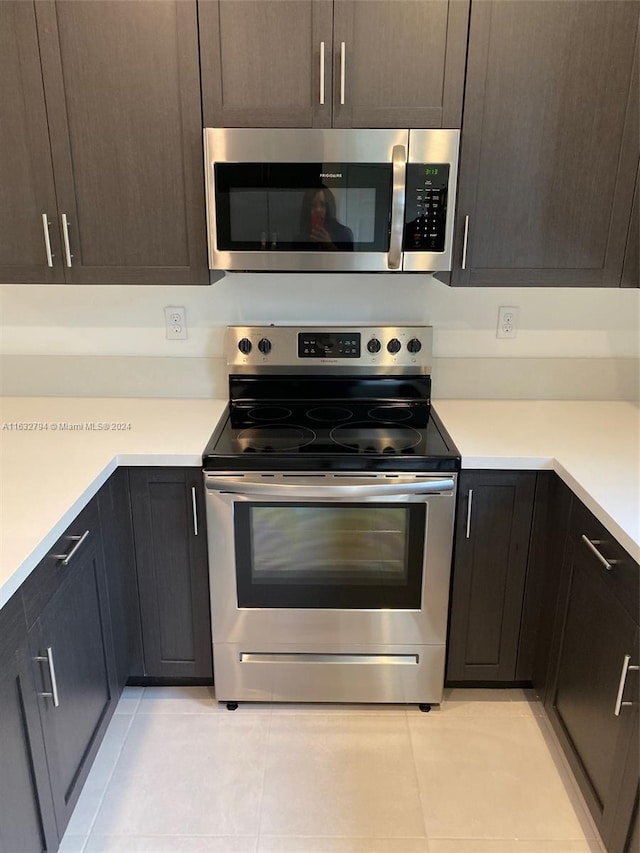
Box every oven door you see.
[204,472,456,648]
[204,128,408,273]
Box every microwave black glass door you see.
[214,164,392,252]
[234,501,426,609]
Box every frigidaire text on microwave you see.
[203,128,459,276]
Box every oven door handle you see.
[204,476,455,498]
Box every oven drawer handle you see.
[205,477,455,498]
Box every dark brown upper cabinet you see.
[0,2,63,284]
[1,0,208,285]
[452,0,640,287]
[200,0,334,128]
[199,0,469,129]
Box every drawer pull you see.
[35,647,60,708]
[319,41,325,105]
[465,489,473,538]
[191,486,199,536]
[61,213,73,267]
[56,529,90,565]
[580,535,616,571]
[461,215,470,270]
[614,654,639,716]
[41,214,54,267]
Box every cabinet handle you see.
[465,489,473,538]
[461,215,469,270]
[340,42,346,105]
[56,529,90,565]
[580,535,616,571]
[614,654,639,716]
[41,214,54,267]
[319,41,325,105]
[191,486,199,536]
[35,647,60,708]
[61,213,73,267]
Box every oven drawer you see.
[213,642,446,705]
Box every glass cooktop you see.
[203,401,460,472]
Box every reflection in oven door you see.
[204,472,456,705]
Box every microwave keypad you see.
[403,163,449,252]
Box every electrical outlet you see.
[496,306,518,339]
[164,306,187,340]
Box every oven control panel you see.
[298,332,361,358]
[227,326,433,372]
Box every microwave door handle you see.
[388,144,406,270]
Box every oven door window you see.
[214,163,392,252]
[234,502,426,609]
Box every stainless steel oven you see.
[204,128,459,275]
[202,325,460,707]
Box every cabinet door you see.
[97,468,144,687]
[447,471,536,683]
[129,469,212,679]
[35,0,208,285]
[332,0,468,128]
[453,0,639,286]
[29,535,117,836]
[200,0,333,128]
[546,527,639,850]
[0,1,63,284]
[0,598,57,853]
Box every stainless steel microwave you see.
[204,128,459,275]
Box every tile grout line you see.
[253,700,274,849]
[532,713,607,852]
[404,706,432,849]
[82,687,144,843]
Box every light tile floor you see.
[59,687,605,853]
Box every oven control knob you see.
[258,337,272,355]
[367,337,381,354]
[407,338,422,354]
[387,338,402,354]
[238,338,252,354]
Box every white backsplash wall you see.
[0,274,638,399]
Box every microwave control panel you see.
[403,163,449,253]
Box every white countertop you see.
[0,397,638,610]
[0,397,225,609]
[434,400,640,563]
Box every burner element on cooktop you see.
[367,405,413,422]
[247,405,293,421]
[307,406,353,422]
[237,425,316,453]
[329,423,423,453]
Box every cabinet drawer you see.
[21,498,101,628]
[570,498,639,625]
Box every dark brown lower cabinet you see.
[129,468,212,679]
[97,468,144,684]
[546,498,639,853]
[26,518,118,837]
[446,470,536,683]
[0,595,57,853]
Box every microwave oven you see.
[203,128,459,276]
